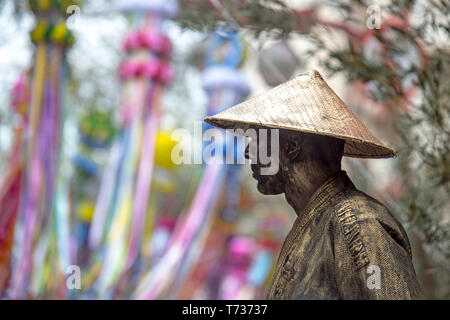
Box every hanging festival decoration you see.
[6,0,80,298]
[86,0,177,298]
[71,109,116,267]
[202,26,251,222]
[218,236,256,300]
[0,1,288,301]
[0,71,30,294]
[134,25,251,300]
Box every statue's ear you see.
[283,133,303,162]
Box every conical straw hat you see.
[204,70,396,158]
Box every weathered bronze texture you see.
[249,132,424,299]
[205,69,423,299]
[266,170,424,299]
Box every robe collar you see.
[279,171,356,262]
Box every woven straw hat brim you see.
[204,70,396,159]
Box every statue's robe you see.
[267,171,424,299]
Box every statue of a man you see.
[205,70,424,299]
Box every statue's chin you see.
[257,182,270,194]
[256,180,283,195]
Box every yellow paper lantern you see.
[77,201,95,223]
[154,131,178,170]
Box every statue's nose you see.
[245,144,250,160]
[245,143,257,161]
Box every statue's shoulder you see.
[331,188,413,268]
[335,188,401,228]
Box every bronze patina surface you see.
[204,70,424,299]
[266,170,424,300]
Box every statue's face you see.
[245,132,284,195]
[251,162,284,195]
